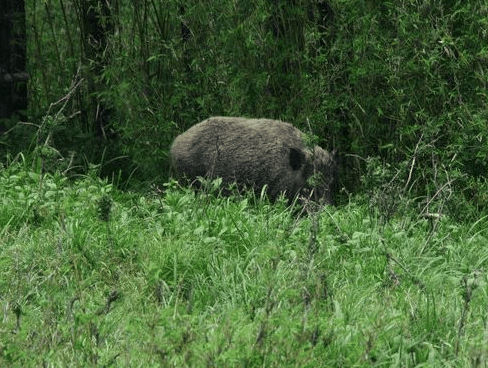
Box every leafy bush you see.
[2,0,486,217]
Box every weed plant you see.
[1,162,487,366]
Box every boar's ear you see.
[289,147,306,171]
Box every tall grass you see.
[1,161,487,366]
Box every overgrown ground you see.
[1,161,488,367]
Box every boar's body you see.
[170,117,337,204]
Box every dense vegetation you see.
[1,160,488,366]
[1,0,488,365]
[1,0,487,219]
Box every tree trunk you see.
[0,0,28,122]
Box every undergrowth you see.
[1,161,488,366]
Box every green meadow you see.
[1,160,487,367]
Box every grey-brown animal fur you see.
[170,117,338,204]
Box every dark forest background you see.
[1,0,487,221]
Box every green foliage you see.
[318,0,488,205]
[2,163,488,365]
[2,0,485,215]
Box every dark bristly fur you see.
[170,117,337,204]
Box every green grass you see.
[1,162,488,367]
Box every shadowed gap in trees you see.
[79,0,115,141]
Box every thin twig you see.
[404,132,423,192]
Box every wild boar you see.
[170,117,337,204]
